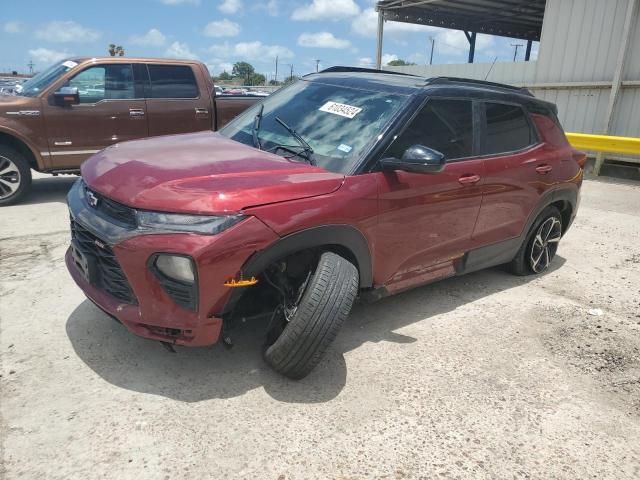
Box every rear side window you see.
[483,103,536,155]
[386,98,474,161]
[147,65,198,99]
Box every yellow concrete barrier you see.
[566,132,640,156]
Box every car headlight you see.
[155,254,195,284]
[137,212,244,235]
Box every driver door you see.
[42,63,148,169]
[373,98,485,293]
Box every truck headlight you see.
[155,254,195,284]
[137,212,244,235]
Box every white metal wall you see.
[386,0,640,139]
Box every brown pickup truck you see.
[0,57,260,205]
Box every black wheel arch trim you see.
[219,224,373,316]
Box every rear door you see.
[472,101,547,245]
[42,63,148,169]
[374,98,485,292]
[144,64,212,136]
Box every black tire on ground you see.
[264,251,359,379]
[0,145,32,206]
[508,205,563,276]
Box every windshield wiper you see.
[252,103,264,150]
[274,116,315,165]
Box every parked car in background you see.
[66,68,585,379]
[0,57,262,205]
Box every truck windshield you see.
[18,60,78,97]
[219,80,408,174]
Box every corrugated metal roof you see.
[376,0,546,40]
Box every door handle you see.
[535,164,553,174]
[458,174,481,185]
[195,108,209,116]
[129,109,145,117]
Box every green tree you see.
[232,61,255,84]
[108,44,125,57]
[283,75,299,85]
[217,71,232,81]
[248,72,266,86]
[386,59,415,66]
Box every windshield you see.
[18,60,78,97]
[219,80,408,174]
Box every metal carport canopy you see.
[374,0,546,67]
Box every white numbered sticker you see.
[319,101,362,119]
[62,60,78,69]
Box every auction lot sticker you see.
[319,101,362,119]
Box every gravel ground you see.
[1,174,640,479]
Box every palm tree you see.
[108,44,125,57]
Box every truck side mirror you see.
[380,144,446,174]
[53,86,80,107]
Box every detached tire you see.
[508,205,563,276]
[264,251,359,379]
[0,146,32,206]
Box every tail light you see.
[572,150,588,169]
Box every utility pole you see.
[274,55,278,83]
[428,36,435,65]
[315,59,321,72]
[290,64,294,81]
[511,43,523,62]
[27,60,34,75]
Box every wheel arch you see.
[0,129,41,171]
[219,224,373,316]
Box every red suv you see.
[66,68,584,378]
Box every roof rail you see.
[426,76,533,96]
[318,66,419,77]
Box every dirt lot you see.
[1,174,640,479]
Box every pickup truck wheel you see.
[264,251,359,379]
[0,147,31,206]
[508,206,562,276]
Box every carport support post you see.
[464,31,476,63]
[376,9,384,69]
[595,0,638,175]
[525,40,532,61]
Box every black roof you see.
[307,67,556,113]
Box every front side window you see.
[483,102,536,155]
[385,98,474,161]
[19,60,78,97]
[147,65,198,99]
[67,64,134,103]
[219,80,408,174]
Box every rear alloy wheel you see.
[508,206,563,276]
[263,251,359,379]
[0,147,32,206]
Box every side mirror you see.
[53,86,79,106]
[380,144,446,174]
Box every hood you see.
[82,131,345,214]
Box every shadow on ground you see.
[21,176,77,205]
[66,257,565,404]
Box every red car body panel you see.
[81,132,345,214]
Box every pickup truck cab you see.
[66,67,585,379]
[0,57,259,205]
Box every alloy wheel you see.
[529,216,562,273]
[0,155,21,200]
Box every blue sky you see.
[1,0,538,79]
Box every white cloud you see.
[209,41,293,62]
[130,28,167,47]
[357,57,374,67]
[382,53,398,65]
[298,32,351,49]
[204,19,241,38]
[352,8,436,37]
[35,21,101,43]
[164,41,199,59]
[436,30,494,55]
[207,60,234,75]
[161,0,200,5]
[256,0,279,16]
[292,0,360,21]
[3,21,23,34]
[219,0,242,14]
[28,48,73,65]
